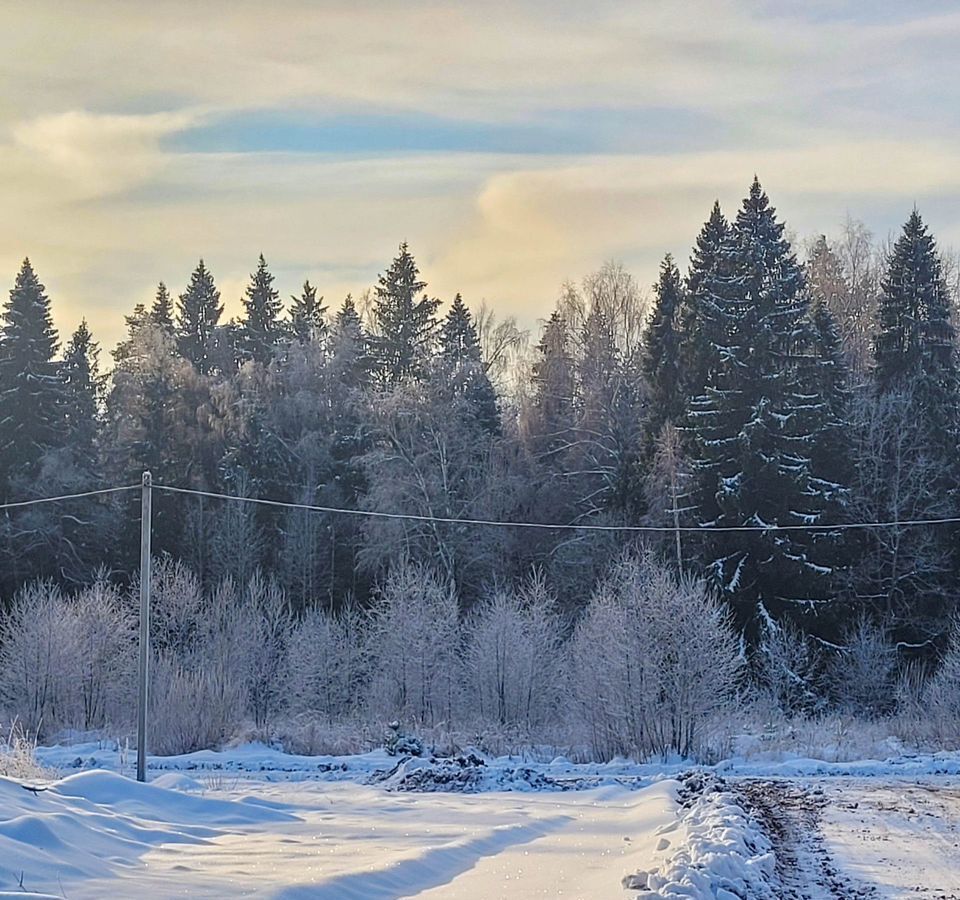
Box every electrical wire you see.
[151,482,960,534]
[0,484,140,512]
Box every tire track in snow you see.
[734,779,877,899]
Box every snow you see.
[820,779,960,898]
[1,753,681,898]
[8,742,960,897]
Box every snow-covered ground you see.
[3,743,960,898]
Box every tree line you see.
[1,177,958,659]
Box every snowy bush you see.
[568,554,742,760]
[364,560,462,726]
[917,618,960,747]
[825,616,897,718]
[148,571,292,749]
[463,571,563,731]
[0,582,78,738]
[147,558,206,659]
[0,720,55,780]
[148,653,246,755]
[71,580,136,730]
[0,579,134,739]
[286,604,366,719]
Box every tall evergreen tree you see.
[874,210,957,449]
[575,304,642,518]
[330,295,373,391]
[240,254,283,364]
[150,282,174,332]
[60,320,102,456]
[680,201,731,403]
[807,297,850,476]
[288,280,327,344]
[857,210,959,639]
[530,311,576,462]
[642,254,686,447]
[687,180,839,633]
[435,294,500,434]
[176,260,223,374]
[0,259,64,496]
[371,243,440,384]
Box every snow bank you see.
[0,769,299,895]
[623,774,779,898]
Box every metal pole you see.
[136,471,152,782]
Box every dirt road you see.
[733,778,960,899]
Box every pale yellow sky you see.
[2,1,960,352]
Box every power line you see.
[152,482,960,534]
[3,479,958,534]
[0,484,140,512]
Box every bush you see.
[463,571,563,731]
[917,618,960,747]
[0,579,135,739]
[286,605,366,719]
[568,553,742,760]
[825,616,897,718]
[364,560,461,726]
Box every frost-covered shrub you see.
[464,572,563,731]
[147,558,206,659]
[365,560,461,726]
[0,579,135,739]
[235,575,292,729]
[918,618,960,747]
[568,554,742,760]
[71,580,136,730]
[825,616,897,718]
[0,582,78,738]
[148,572,292,748]
[148,653,246,755]
[286,605,366,719]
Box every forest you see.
[2,177,959,760]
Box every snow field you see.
[0,764,681,898]
[9,744,960,897]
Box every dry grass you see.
[0,720,58,781]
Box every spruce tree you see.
[60,320,102,457]
[680,201,731,403]
[150,282,174,332]
[371,243,440,383]
[240,254,283,364]
[687,180,838,632]
[874,210,957,449]
[864,210,959,639]
[642,254,685,447]
[530,311,576,461]
[330,295,373,390]
[807,297,850,475]
[435,294,500,434]
[0,259,64,495]
[176,260,223,374]
[288,280,327,344]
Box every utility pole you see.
[136,471,152,782]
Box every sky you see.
[3,0,960,353]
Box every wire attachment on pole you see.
[136,471,152,783]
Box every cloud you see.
[2,2,960,353]
[9,109,197,200]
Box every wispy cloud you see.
[1,2,960,350]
